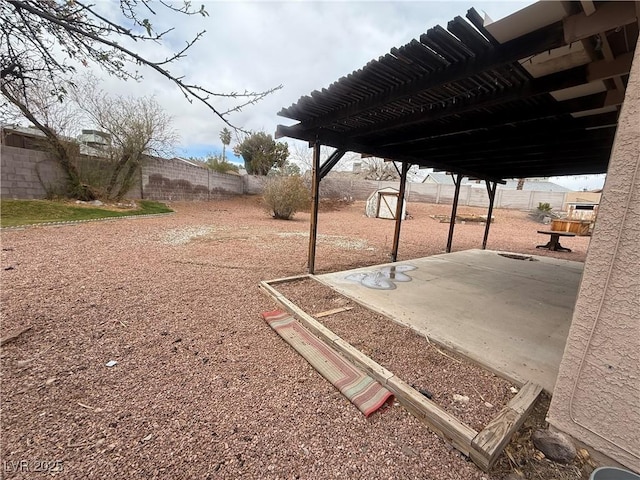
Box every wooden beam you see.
[446,173,462,253]
[279,4,636,130]
[410,142,614,165]
[278,21,566,128]
[587,51,634,83]
[276,91,618,159]
[564,1,637,44]
[276,119,613,180]
[447,16,493,54]
[313,306,354,318]
[260,278,478,456]
[599,34,627,92]
[376,110,618,149]
[452,153,613,174]
[482,182,497,250]
[260,281,341,344]
[580,0,596,16]
[395,124,616,158]
[603,88,626,107]
[391,162,409,262]
[354,52,629,141]
[318,149,346,179]
[466,8,500,46]
[307,141,321,274]
[264,274,311,285]
[385,375,477,455]
[470,382,543,471]
[560,89,624,112]
[344,63,594,139]
[477,160,611,178]
[275,124,506,184]
[435,152,611,169]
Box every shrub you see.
[262,175,310,220]
[206,155,239,174]
[537,202,552,213]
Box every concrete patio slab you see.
[317,249,584,392]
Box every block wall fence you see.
[2,145,575,210]
[0,145,243,201]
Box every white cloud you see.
[81,1,532,155]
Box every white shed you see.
[365,187,406,220]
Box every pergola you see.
[275,1,639,273]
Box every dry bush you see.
[262,175,310,220]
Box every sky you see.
[77,1,604,191]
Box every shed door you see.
[377,192,398,219]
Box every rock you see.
[532,429,577,464]
[510,386,519,394]
[484,401,494,408]
[418,388,433,399]
[452,394,469,404]
[90,200,104,206]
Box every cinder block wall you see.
[141,158,243,201]
[0,145,67,199]
[1,148,243,201]
[0,146,571,208]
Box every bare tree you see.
[0,0,281,130]
[362,157,400,181]
[1,76,95,198]
[75,82,178,200]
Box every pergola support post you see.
[307,141,321,274]
[482,181,498,249]
[446,173,463,253]
[391,162,409,262]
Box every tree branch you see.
[5,0,280,131]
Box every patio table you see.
[536,230,576,252]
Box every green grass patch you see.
[0,199,173,227]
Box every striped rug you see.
[262,310,393,417]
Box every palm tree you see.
[220,127,232,161]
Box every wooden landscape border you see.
[260,275,542,472]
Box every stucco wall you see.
[548,39,640,472]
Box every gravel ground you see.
[275,277,515,432]
[0,197,590,479]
